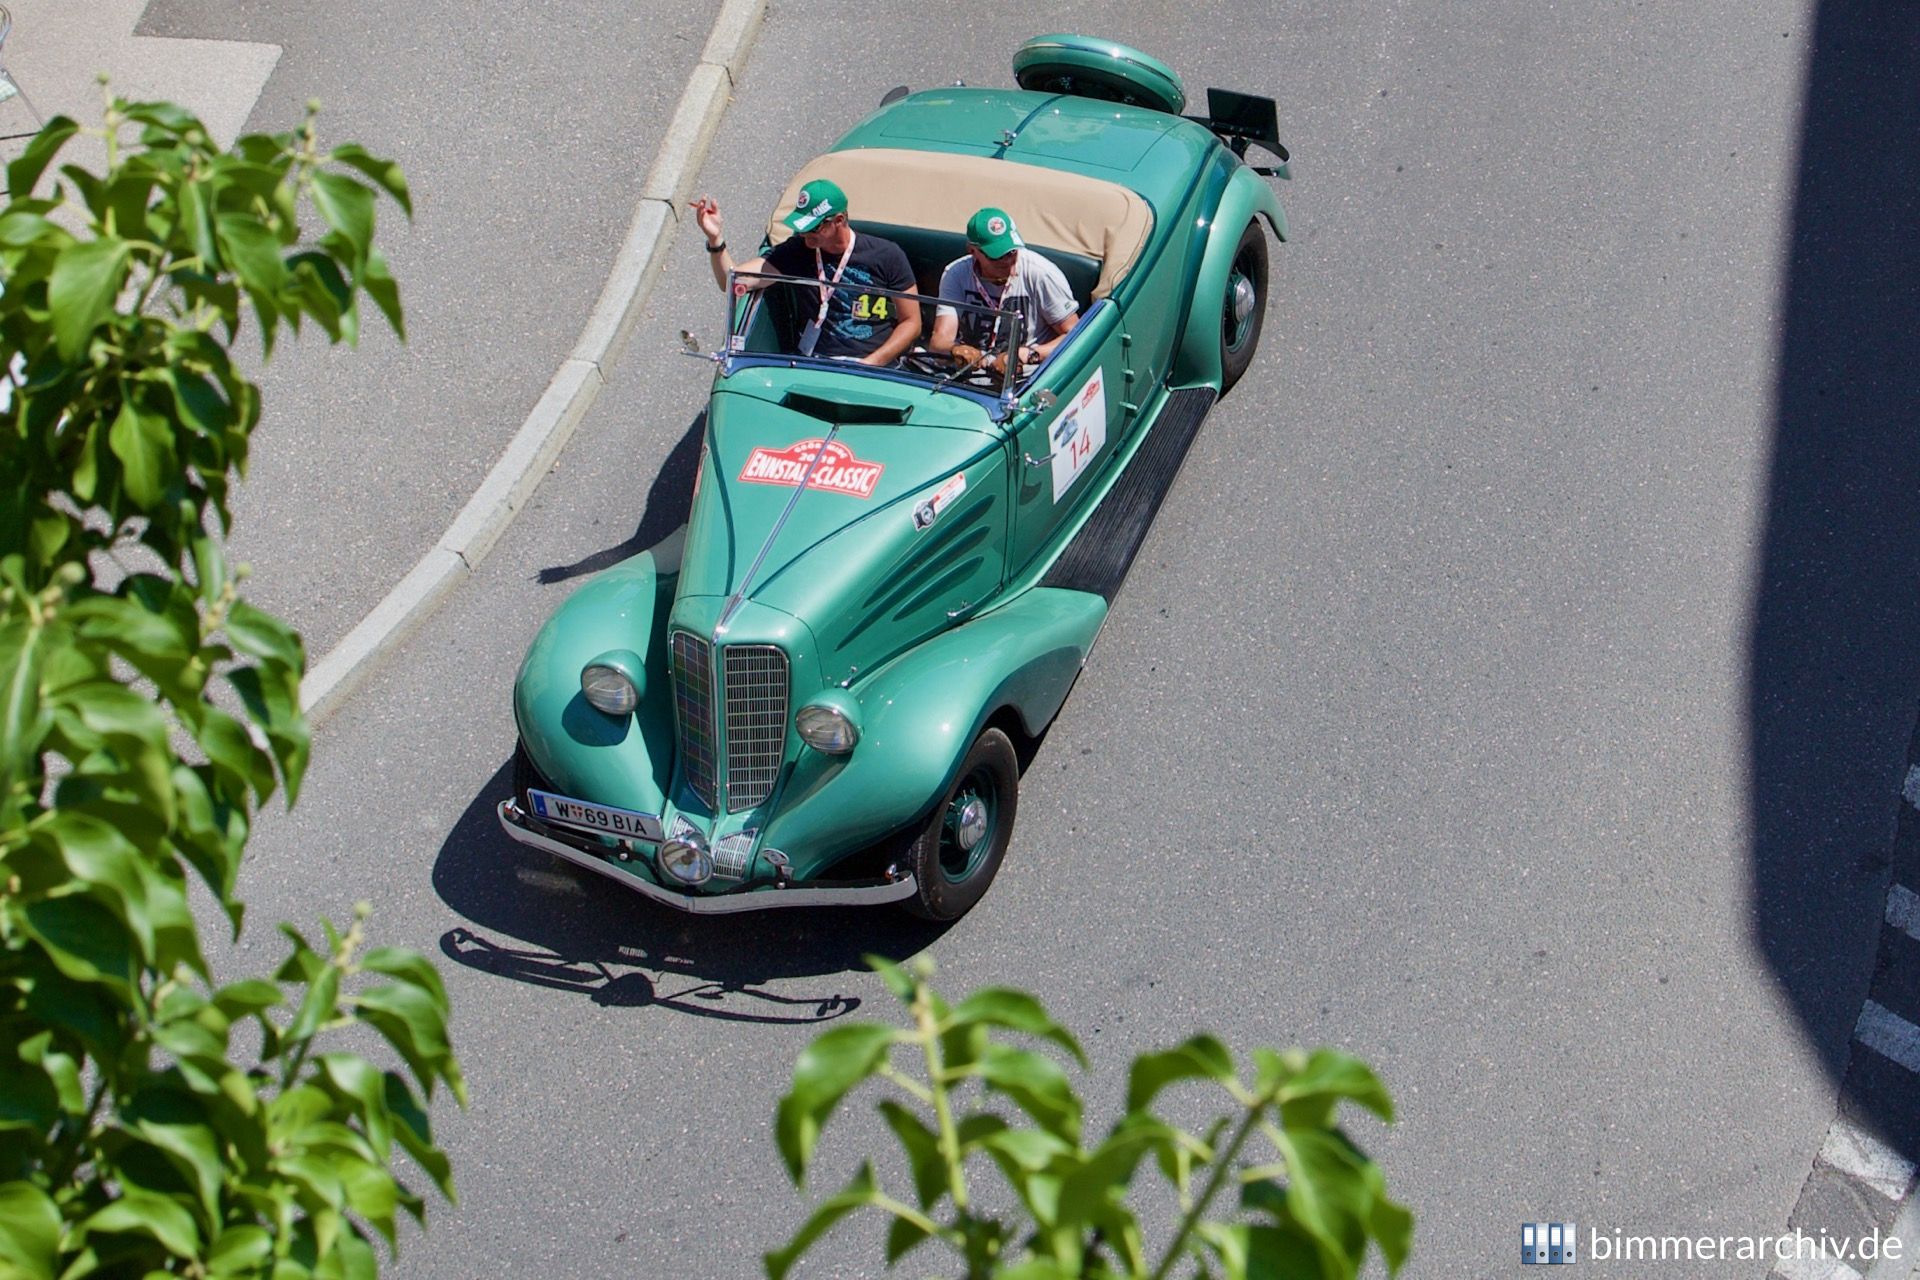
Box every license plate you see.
[527,790,664,843]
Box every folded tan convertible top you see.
[766,148,1155,299]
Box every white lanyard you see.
[813,233,856,327]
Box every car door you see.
[1005,301,1135,577]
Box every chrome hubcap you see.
[953,798,988,851]
[1231,274,1257,326]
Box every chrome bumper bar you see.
[495,800,919,913]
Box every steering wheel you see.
[901,348,1004,388]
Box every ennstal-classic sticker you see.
[738,439,885,499]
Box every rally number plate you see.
[527,790,664,843]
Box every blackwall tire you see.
[1219,218,1269,397]
[904,728,1019,921]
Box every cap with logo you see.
[966,207,1023,259]
[783,179,848,234]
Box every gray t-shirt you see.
[936,251,1078,350]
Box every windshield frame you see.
[720,269,1029,415]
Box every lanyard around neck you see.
[812,232,856,325]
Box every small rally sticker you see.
[795,189,811,207]
[913,473,967,530]
[739,439,885,499]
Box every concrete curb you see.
[300,0,767,723]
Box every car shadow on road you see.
[429,759,951,1023]
[1750,0,1920,1158]
[535,413,705,585]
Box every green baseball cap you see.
[966,207,1023,259]
[783,178,848,234]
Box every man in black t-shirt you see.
[691,180,919,365]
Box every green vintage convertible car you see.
[497,35,1291,918]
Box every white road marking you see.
[1887,883,1920,941]
[1816,1118,1917,1201]
[1,0,278,168]
[1854,1001,1920,1075]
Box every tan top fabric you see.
[765,148,1154,299]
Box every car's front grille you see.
[670,631,717,809]
[669,633,790,815]
[723,645,788,812]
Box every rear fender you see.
[513,534,682,813]
[764,586,1109,877]
[1171,168,1287,390]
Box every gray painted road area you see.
[223,1,1920,1278]
[136,0,723,658]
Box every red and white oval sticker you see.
[738,439,885,499]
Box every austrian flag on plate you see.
[738,439,885,499]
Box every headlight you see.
[796,697,861,753]
[658,832,712,885]
[581,662,638,715]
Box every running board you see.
[1039,387,1218,600]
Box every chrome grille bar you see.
[723,644,788,812]
[670,631,717,810]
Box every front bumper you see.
[495,799,919,914]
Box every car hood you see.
[677,372,1010,679]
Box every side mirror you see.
[680,330,702,354]
[1029,389,1057,411]
[879,85,910,107]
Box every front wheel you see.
[904,728,1019,921]
[1219,218,1269,397]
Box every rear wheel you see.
[904,728,1019,921]
[1219,219,1269,396]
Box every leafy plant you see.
[0,94,461,1277]
[769,957,1411,1280]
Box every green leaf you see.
[1198,1221,1252,1280]
[1267,1127,1373,1270]
[946,988,1087,1067]
[207,1225,272,1275]
[883,1213,932,1265]
[976,1044,1081,1142]
[286,963,341,1043]
[224,600,305,673]
[177,177,220,271]
[215,211,288,295]
[81,1189,202,1259]
[875,1100,947,1208]
[8,115,79,198]
[127,1091,227,1222]
[327,144,411,216]
[361,248,403,341]
[0,1181,61,1279]
[351,981,462,1101]
[0,616,51,797]
[107,398,178,509]
[1126,1034,1236,1113]
[310,172,375,263]
[49,237,133,362]
[1364,1163,1414,1275]
[360,945,448,1008]
[20,893,138,991]
[763,1162,880,1280]
[773,1022,898,1184]
[1276,1050,1394,1126]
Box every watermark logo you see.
[1522,1222,1577,1265]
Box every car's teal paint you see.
[515,546,678,814]
[510,37,1292,907]
[758,586,1108,880]
[1172,167,1288,390]
[1013,34,1187,115]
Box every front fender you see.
[764,586,1109,878]
[1171,167,1287,390]
[513,534,681,814]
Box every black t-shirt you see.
[764,232,916,359]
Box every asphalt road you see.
[222,1,1920,1276]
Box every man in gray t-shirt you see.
[930,207,1081,379]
